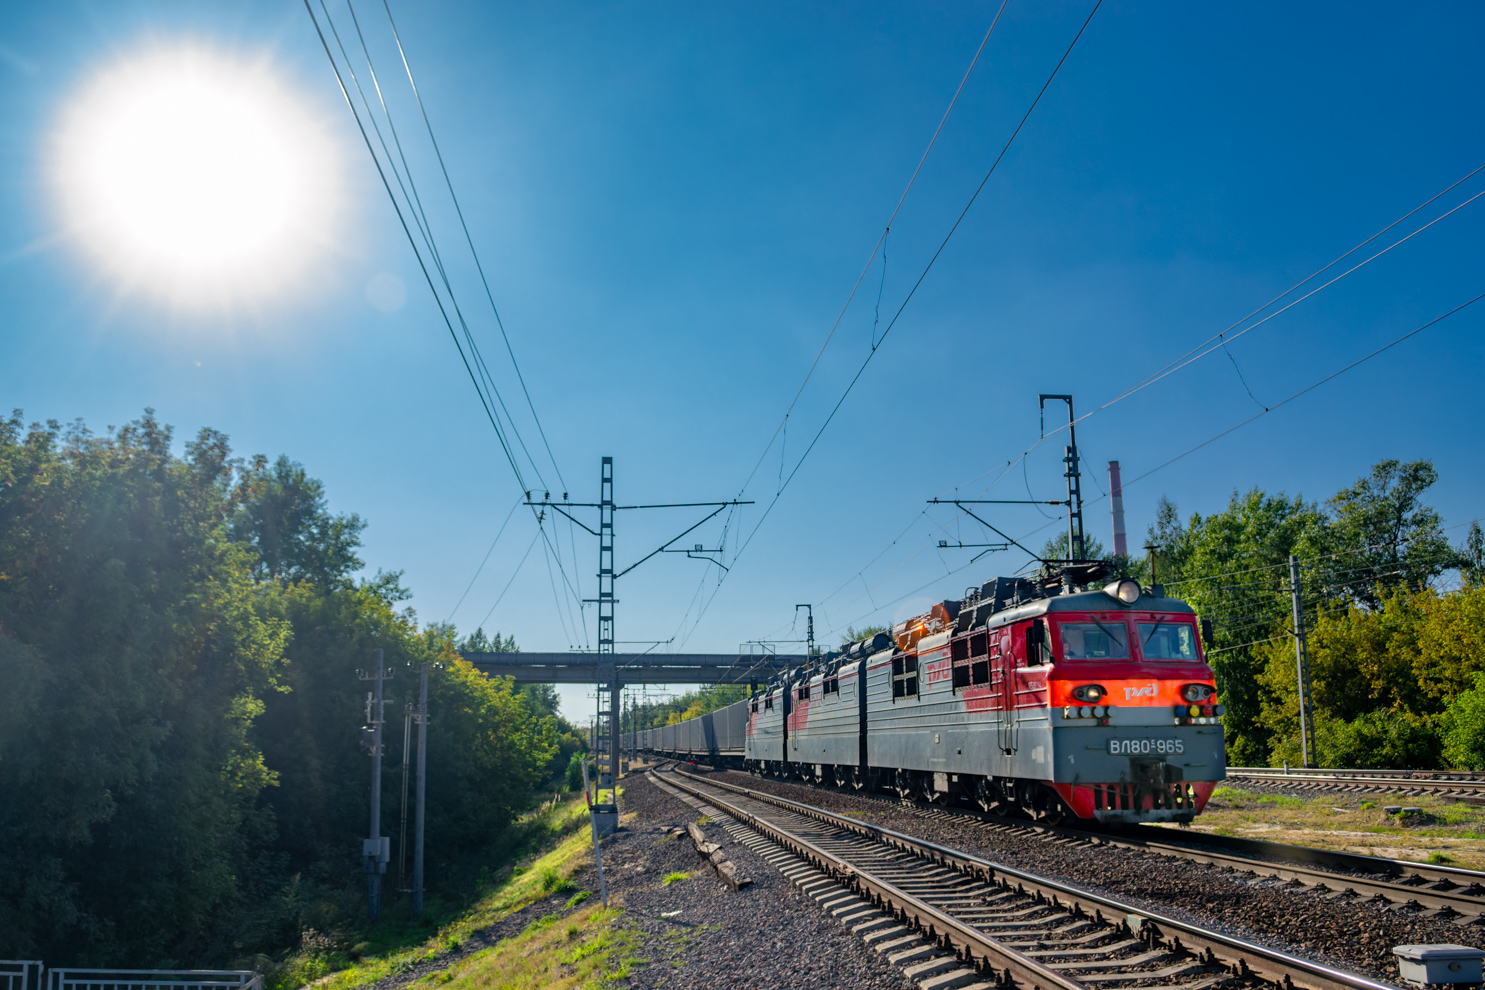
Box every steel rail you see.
[709,765,1485,893]
[958,814,1485,923]
[651,770,1086,990]
[1230,768,1485,785]
[1227,768,1485,805]
[665,767,1407,990]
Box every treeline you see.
[0,412,576,966]
[1134,458,1484,768]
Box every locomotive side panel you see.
[746,688,785,764]
[792,668,862,768]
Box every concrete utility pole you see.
[397,705,412,890]
[1289,555,1317,768]
[359,650,391,920]
[412,662,429,916]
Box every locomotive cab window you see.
[1059,620,1130,660]
[1138,620,1199,661]
[891,654,919,699]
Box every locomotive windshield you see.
[1137,620,1199,660]
[1059,620,1130,660]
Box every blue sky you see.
[3,1,1483,721]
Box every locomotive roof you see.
[755,584,1199,692]
[986,588,1196,628]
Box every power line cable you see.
[736,0,1103,562]
[305,0,532,497]
[932,163,1485,505]
[1107,290,1485,496]
[316,2,592,637]
[734,1,1011,499]
[340,0,553,494]
[683,1,1104,647]
[378,0,568,491]
[476,528,542,630]
[823,280,1485,629]
[446,495,523,622]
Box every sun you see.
[52,45,342,310]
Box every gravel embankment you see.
[707,769,1485,984]
[603,773,914,989]
[363,774,912,990]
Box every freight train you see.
[634,567,1227,824]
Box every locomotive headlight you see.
[1104,578,1142,605]
[1071,684,1107,703]
[1181,683,1215,702]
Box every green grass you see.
[1193,784,1485,869]
[271,795,605,990]
[539,866,575,896]
[1429,851,1454,864]
[661,872,689,886]
[439,902,645,990]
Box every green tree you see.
[230,454,365,589]
[1462,521,1485,589]
[842,624,888,647]
[457,627,519,653]
[1323,459,1459,608]
[1156,488,1332,764]
[0,410,571,964]
[1039,531,1108,564]
[0,412,288,963]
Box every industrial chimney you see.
[1108,461,1127,558]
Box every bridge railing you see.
[46,971,261,990]
[0,961,44,990]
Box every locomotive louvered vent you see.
[950,631,991,689]
[891,654,919,698]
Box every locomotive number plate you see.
[1108,738,1184,756]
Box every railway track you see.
[1226,768,1485,805]
[700,766,1485,924]
[653,766,1410,990]
[936,812,1485,925]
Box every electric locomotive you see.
[645,564,1226,825]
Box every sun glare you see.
[52,46,341,310]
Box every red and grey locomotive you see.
[640,566,1226,825]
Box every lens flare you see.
[52,45,341,309]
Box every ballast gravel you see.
[711,769,1485,984]
[363,773,914,990]
[352,773,915,990]
[606,773,914,989]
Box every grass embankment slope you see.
[278,793,645,990]
[1174,786,1485,868]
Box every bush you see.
[1317,710,1443,769]
[565,751,588,793]
[1442,673,1485,769]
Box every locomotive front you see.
[1036,578,1225,823]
